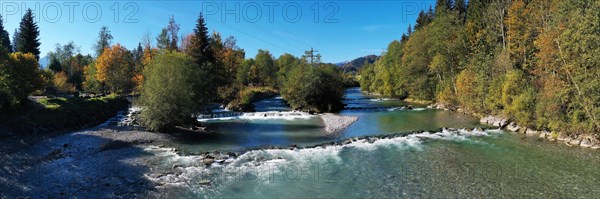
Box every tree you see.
[15,9,41,59]
[53,72,76,93]
[11,29,18,52]
[506,0,539,70]
[139,51,205,131]
[48,57,62,72]
[0,15,11,53]
[48,42,79,72]
[187,13,214,65]
[186,13,220,101]
[156,28,169,50]
[95,44,134,94]
[282,64,345,113]
[166,15,180,51]
[83,62,102,93]
[94,26,113,57]
[276,53,300,87]
[455,0,468,23]
[252,49,277,87]
[0,52,43,108]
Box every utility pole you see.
[305,47,319,67]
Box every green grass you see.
[0,94,128,134]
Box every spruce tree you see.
[187,12,218,102]
[0,15,12,53]
[188,13,214,65]
[12,29,19,52]
[16,9,41,59]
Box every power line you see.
[163,1,301,53]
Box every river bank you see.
[427,103,600,150]
[0,95,128,136]
[3,88,599,198]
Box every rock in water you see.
[203,157,215,166]
[198,179,211,186]
[321,114,359,135]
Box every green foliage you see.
[15,9,41,59]
[282,64,345,113]
[360,0,599,136]
[0,15,11,53]
[83,62,102,93]
[340,55,379,74]
[139,51,204,131]
[94,26,113,57]
[0,95,128,134]
[252,49,277,87]
[0,52,43,109]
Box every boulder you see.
[202,158,215,166]
[227,152,238,158]
[506,123,519,132]
[198,179,211,186]
[569,138,582,146]
[538,131,550,139]
[172,164,182,169]
[493,118,508,128]
[480,116,492,124]
[557,134,571,143]
[525,129,539,136]
[580,139,594,148]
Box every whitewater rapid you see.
[142,128,504,193]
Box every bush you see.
[0,52,43,109]
[139,51,204,131]
[225,86,277,112]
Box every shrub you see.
[139,51,204,131]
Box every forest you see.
[0,10,345,132]
[359,0,599,136]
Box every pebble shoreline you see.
[321,114,359,135]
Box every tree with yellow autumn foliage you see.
[94,44,134,94]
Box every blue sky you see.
[1,0,435,63]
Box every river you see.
[146,88,600,198]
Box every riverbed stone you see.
[480,116,492,124]
[569,138,582,146]
[202,158,215,166]
[227,152,237,158]
[525,129,539,136]
[198,179,211,186]
[538,131,550,139]
[557,134,571,143]
[493,118,509,128]
[506,123,520,132]
[580,139,594,148]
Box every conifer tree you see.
[16,9,41,59]
[0,15,11,53]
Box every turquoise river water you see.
[149,88,599,198]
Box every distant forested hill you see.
[340,55,379,73]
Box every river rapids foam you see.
[142,128,503,192]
